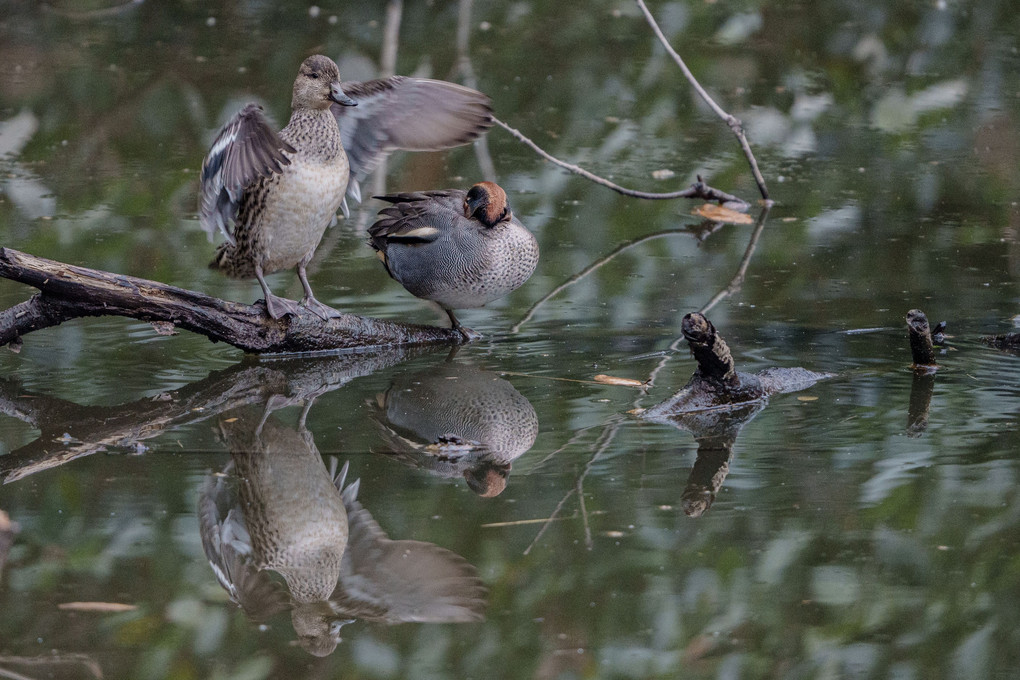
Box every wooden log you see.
[0,248,463,354]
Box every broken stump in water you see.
[640,312,833,417]
[906,309,939,370]
[637,312,832,517]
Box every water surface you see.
[2,1,1020,679]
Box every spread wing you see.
[367,190,465,253]
[199,103,294,245]
[197,468,291,622]
[332,77,492,205]
[328,473,487,624]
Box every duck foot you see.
[262,293,304,320]
[444,309,480,342]
[301,295,343,320]
[456,326,482,342]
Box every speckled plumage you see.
[202,55,354,320]
[199,55,495,320]
[368,182,539,334]
[198,406,486,656]
[374,363,539,496]
[220,408,349,605]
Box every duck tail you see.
[209,243,231,271]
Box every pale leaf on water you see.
[692,203,754,224]
[58,602,138,613]
[593,374,646,387]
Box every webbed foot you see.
[301,296,343,320]
[263,293,303,320]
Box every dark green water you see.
[2,1,1020,678]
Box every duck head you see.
[293,54,357,110]
[464,181,510,227]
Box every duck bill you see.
[330,83,357,107]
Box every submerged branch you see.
[493,118,749,207]
[635,0,770,202]
[0,248,463,354]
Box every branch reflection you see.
[0,347,427,484]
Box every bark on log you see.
[981,331,1020,350]
[0,248,464,354]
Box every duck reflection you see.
[371,363,538,496]
[199,398,486,656]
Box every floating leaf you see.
[593,374,646,387]
[692,203,754,224]
[58,602,138,613]
[797,396,819,402]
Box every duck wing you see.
[197,467,291,622]
[366,190,466,252]
[199,103,295,245]
[332,77,492,204]
[327,473,487,623]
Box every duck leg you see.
[296,255,341,320]
[255,264,302,320]
[445,309,480,342]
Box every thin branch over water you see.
[494,118,749,206]
[635,0,771,201]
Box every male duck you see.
[200,54,493,320]
[368,182,539,337]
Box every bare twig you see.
[493,118,748,206]
[523,487,575,556]
[635,0,770,202]
[698,204,770,315]
[641,205,770,393]
[523,421,621,555]
[511,229,693,333]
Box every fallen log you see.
[0,248,463,354]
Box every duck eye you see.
[309,72,319,79]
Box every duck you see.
[199,55,493,320]
[367,181,539,337]
[371,363,538,496]
[200,407,485,657]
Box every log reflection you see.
[0,346,428,483]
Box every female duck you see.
[368,182,539,337]
[200,55,493,320]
